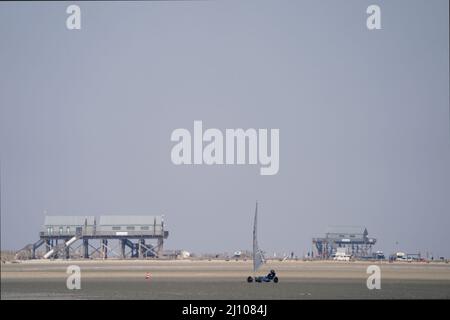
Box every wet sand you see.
[2,260,450,299]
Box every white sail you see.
[253,202,265,272]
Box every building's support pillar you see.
[45,239,51,253]
[65,245,70,259]
[121,239,126,259]
[137,241,140,259]
[83,238,89,259]
[131,243,137,258]
[138,239,145,259]
[157,238,164,256]
[102,239,108,259]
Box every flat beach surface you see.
[2,260,450,299]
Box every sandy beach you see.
[2,259,450,299]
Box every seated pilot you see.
[263,269,276,282]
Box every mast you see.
[253,201,264,273]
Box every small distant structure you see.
[312,226,377,259]
[21,215,169,260]
[333,247,351,261]
[374,250,385,260]
[395,252,407,261]
[390,252,422,262]
[179,250,191,259]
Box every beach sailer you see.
[247,202,279,283]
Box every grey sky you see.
[1,0,449,257]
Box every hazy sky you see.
[1,0,449,257]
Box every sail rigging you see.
[253,202,264,272]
